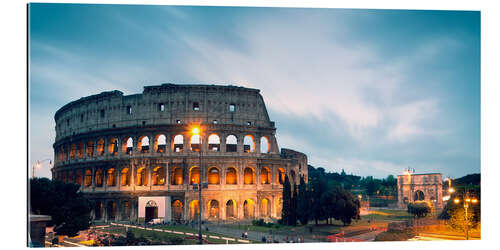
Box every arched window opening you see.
[122,137,133,155]
[136,167,147,186]
[155,134,167,153]
[107,168,116,186]
[208,134,220,151]
[244,167,254,184]
[226,167,237,185]
[244,135,255,153]
[243,199,254,219]
[277,198,282,217]
[189,200,200,220]
[173,134,183,152]
[260,137,270,153]
[226,135,237,152]
[68,172,74,183]
[97,139,105,156]
[152,166,165,185]
[70,144,76,159]
[190,134,201,152]
[122,201,131,220]
[84,170,92,187]
[208,167,220,184]
[108,138,118,155]
[138,136,150,153]
[75,170,82,186]
[209,200,219,219]
[277,168,285,184]
[87,141,94,157]
[261,198,270,217]
[290,170,296,183]
[172,200,183,223]
[171,167,183,185]
[95,169,103,187]
[260,167,271,184]
[226,200,236,219]
[414,190,425,201]
[77,142,84,158]
[121,168,130,186]
[58,147,63,161]
[189,167,200,185]
[107,201,116,221]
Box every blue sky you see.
[28,4,480,179]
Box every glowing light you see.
[454,198,460,204]
[465,198,471,203]
[448,187,455,193]
[192,127,200,135]
[471,198,478,204]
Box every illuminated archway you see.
[138,136,150,153]
[243,199,254,219]
[260,167,271,184]
[261,198,270,218]
[260,136,270,153]
[172,200,183,222]
[78,142,84,158]
[243,135,255,153]
[189,200,200,220]
[277,168,285,184]
[136,167,147,186]
[75,170,82,185]
[87,140,94,157]
[208,167,220,184]
[70,144,76,159]
[226,167,237,184]
[97,138,105,156]
[122,137,133,155]
[244,167,255,184]
[226,135,237,152]
[189,166,200,185]
[152,166,165,185]
[84,169,92,187]
[173,134,184,152]
[121,168,130,186]
[95,169,103,187]
[226,200,237,219]
[208,200,219,219]
[154,134,167,153]
[190,134,201,152]
[107,168,116,186]
[108,138,118,155]
[171,167,183,185]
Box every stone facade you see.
[397,173,443,209]
[52,83,308,223]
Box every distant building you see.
[397,173,443,209]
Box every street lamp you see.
[454,193,479,240]
[191,126,204,244]
[33,159,52,179]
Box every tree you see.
[407,202,431,219]
[337,189,361,226]
[447,207,476,232]
[30,178,92,236]
[289,183,298,226]
[281,174,291,225]
[297,176,310,225]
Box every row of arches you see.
[57,133,272,162]
[58,165,293,187]
[187,198,276,220]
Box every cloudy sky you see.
[28,3,480,179]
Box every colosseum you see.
[51,83,308,224]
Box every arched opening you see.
[121,168,130,186]
[145,200,158,224]
[58,147,63,161]
[78,142,84,158]
[108,138,119,155]
[84,170,92,187]
[87,140,94,157]
[277,198,282,217]
[414,190,425,201]
[208,134,220,151]
[75,170,82,186]
[136,167,147,186]
[189,200,200,220]
[152,166,165,185]
[244,135,255,153]
[226,200,236,219]
[173,134,183,152]
[190,134,201,152]
[172,200,183,223]
[260,167,271,184]
[122,201,131,221]
[261,198,270,218]
[94,201,103,220]
[107,168,116,186]
[244,167,254,184]
[226,167,237,185]
[95,169,103,187]
[107,201,116,221]
[243,199,254,219]
[171,167,183,185]
[63,146,68,161]
[226,135,237,152]
[260,136,270,153]
[208,167,220,184]
[138,136,150,153]
[68,172,74,183]
[208,200,219,219]
[122,137,133,155]
[155,134,167,153]
[97,139,105,156]
[290,170,296,183]
[70,144,76,159]
[189,167,200,185]
[277,168,285,184]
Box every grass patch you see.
[374,229,416,241]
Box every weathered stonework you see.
[397,173,443,209]
[52,83,308,223]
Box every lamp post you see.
[33,159,52,179]
[453,192,478,240]
[192,127,204,244]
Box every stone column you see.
[183,133,190,152]
[237,134,244,153]
[103,167,107,190]
[254,134,261,153]
[220,133,227,153]
[91,167,96,188]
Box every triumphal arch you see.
[397,172,443,209]
[51,83,308,223]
